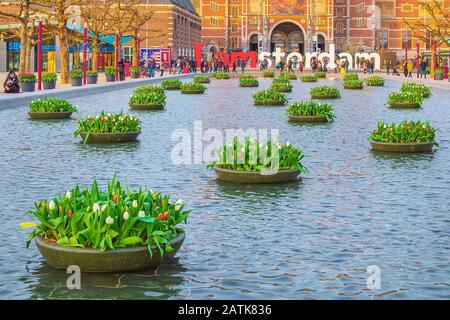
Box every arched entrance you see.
[249,34,258,52]
[317,34,325,52]
[270,22,305,54]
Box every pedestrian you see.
[344,59,349,73]
[241,58,245,73]
[3,71,20,93]
[299,60,304,73]
[148,57,156,78]
[407,60,413,78]
[160,58,165,77]
[288,58,293,73]
[118,59,125,81]
[232,60,237,74]
[420,59,427,79]
[392,64,401,76]
[403,61,408,77]
[386,60,391,75]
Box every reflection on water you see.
[0,78,449,299]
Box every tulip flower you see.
[132,200,138,208]
[101,204,107,212]
[163,212,169,220]
[48,201,55,211]
[20,222,38,229]
[93,203,100,213]
[106,216,114,225]
[157,213,163,221]
[113,195,118,203]
[67,210,73,218]
[174,199,183,211]
[286,141,290,147]
[123,211,129,220]
[138,210,145,218]
[65,191,72,199]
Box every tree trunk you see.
[25,37,33,72]
[19,20,28,74]
[133,36,138,67]
[92,35,99,72]
[57,23,69,84]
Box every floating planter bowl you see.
[254,100,286,106]
[29,112,73,120]
[239,83,259,87]
[370,141,434,153]
[301,78,317,82]
[388,102,421,108]
[272,88,292,93]
[129,104,164,110]
[163,86,181,90]
[79,131,140,143]
[311,94,339,99]
[195,79,211,84]
[263,72,275,78]
[288,115,328,123]
[343,84,363,89]
[214,167,299,184]
[181,89,205,94]
[367,82,384,87]
[35,232,185,273]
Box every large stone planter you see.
[434,74,444,80]
[29,112,73,120]
[367,82,384,87]
[106,74,116,82]
[87,75,98,84]
[214,167,300,184]
[71,77,82,87]
[35,232,185,273]
[43,81,56,90]
[239,83,259,87]
[129,103,164,110]
[272,88,292,93]
[79,131,141,143]
[20,81,36,92]
[163,86,181,90]
[195,79,211,84]
[181,89,205,94]
[343,84,363,89]
[263,73,275,78]
[254,100,286,106]
[370,141,434,153]
[288,115,328,123]
[389,102,421,108]
[311,94,339,99]
[130,72,140,79]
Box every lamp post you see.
[83,24,87,85]
[115,32,119,81]
[37,20,43,91]
[416,42,420,78]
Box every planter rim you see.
[311,94,339,99]
[129,103,165,110]
[367,83,384,86]
[254,100,286,106]
[180,90,205,94]
[163,86,181,90]
[288,115,328,122]
[239,84,259,87]
[36,231,185,254]
[343,85,363,89]
[370,140,434,153]
[214,167,300,184]
[80,131,141,136]
[370,141,434,146]
[28,111,73,119]
[388,102,421,108]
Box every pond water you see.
[1,76,449,299]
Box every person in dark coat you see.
[3,71,20,93]
[118,59,125,81]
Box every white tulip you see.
[286,141,290,147]
[93,203,100,213]
[48,201,55,211]
[123,211,129,220]
[65,191,72,200]
[132,200,138,208]
[138,210,145,218]
[105,216,114,225]
[101,204,107,212]
[174,199,183,211]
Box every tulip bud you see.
[123,211,129,220]
[67,210,73,218]
[48,201,55,211]
[163,212,169,220]
[157,213,163,221]
[93,203,101,213]
[132,200,138,208]
[101,204,107,212]
[138,210,145,218]
[174,199,183,211]
[105,216,114,225]
[65,191,72,199]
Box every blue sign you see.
[7,42,20,51]
[69,43,114,53]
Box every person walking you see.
[148,57,156,78]
[288,58,293,73]
[299,60,304,73]
[118,59,125,81]
[420,60,428,79]
[386,60,392,75]
[344,59,349,73]
[3,71,20,93]
[160,58,165,77]
[407,60,413,78]
[402,61,408,77]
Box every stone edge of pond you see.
[0,74,198,111]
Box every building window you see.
[336,7,345,17]
[356,3,365,13]
[378,29,388,49]
[232,23,238,33]
[210,2,219,12]
[210,17,219,26]
[232,7,238,18]
[356,18,366,28]
[122,46,133,63]
[336,22,344,34]
[401,4,414,13]
[231,37,238,49]
[402,30,412,49]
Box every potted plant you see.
[69,70,83,87]
[130,66,140,79]
[401,83,431,98]
[22,176,189,272]
[366,75,385,86]
[207,137,308,183]
[269,79,293,92]
[310,85,340,99]
[279,71,297,80]
[74,111,141,143]
[18,73,36,92]
[387,91,423,108]
[212,71,230,79]
[253,90,288,106]
[343,72,359,81]
[193,75,211,83]
[129,86,166,110]
[180,82,206,94]
[87,71,98,84]
[161,79,182,90]
[301,74,318,82]
[105,67,116,82]
[368,120,438,153]
[263,70,275,78]
[287,100,335,123]
[28,97,77,120]
[42,72,57,90]
[343,79,364,89]
[239,77,259,87]
[434,69,444,80]
[314,71,326,78]
[239,74,254,80]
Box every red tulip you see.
[67,210,73,218]
[113,195,118,203]
[163,212,169,220]
[157,213,163,221]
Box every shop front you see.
[68,43,115,71]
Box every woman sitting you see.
[3,71,20,93]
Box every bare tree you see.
[404,0,450,47]
[0,0,33,73]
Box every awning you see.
[66,23,133,45]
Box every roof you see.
[146,0,198,16]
